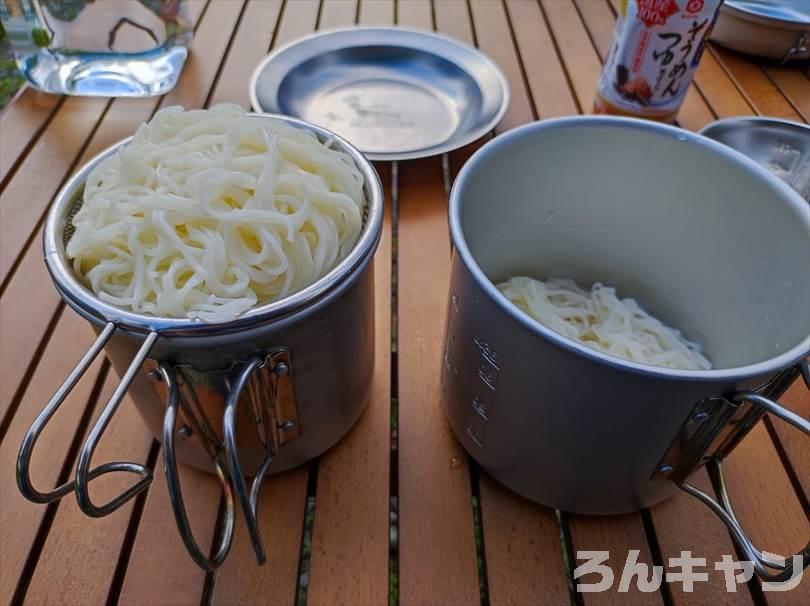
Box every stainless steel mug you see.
[442,116,809,583]
[18,115,384,570]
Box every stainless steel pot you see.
[442,116,810,583]
[711,0,810,62]
[17,114,384,571]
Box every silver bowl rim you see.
[699,115,810,138]
[722,0,810,30]
[449,115,810,382]
[44,112,384,335]
[248,25,511,161]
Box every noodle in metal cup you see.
[18,114,384,571]
[443,116,810,583]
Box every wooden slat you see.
[0,95,109,285]
[479,474,570,605]
[721,423,810,605]
[0,313,105,605]
[0,248,62,424]
[762,66,810,122]
[396,5,481,603]
[693,50,755,118]
[357,0,394,25]
[212,467,309,605]
[540,0,603,112]
[0,89,61,185]
[468,0,535,129]
[767,377,810,503]
[650,470,754,605]
[506,0,578,119]
[274,0,321,46]
[573,0,615,62]
[23,372,154,606]
[711,47,802,122]
[569,514,663,605]
[118,461,221,606]
[207,0,284,107]
[397,0,432,28]
[397,157,480,606]
[434,0,474,45]
[318,0,358,29]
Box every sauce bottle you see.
[594,0,723,122]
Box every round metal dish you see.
[712,0,810,61]
[250,27,510,161]
[700,117,810,201]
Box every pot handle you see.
[676,361,810,584]
[17,322,155,517]
[159,362,235,571]
[223,356,273,564]
[222,350,299,565]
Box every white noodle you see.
[67,104,365,322]
[498,276,712,370]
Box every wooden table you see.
[1,1,808,605]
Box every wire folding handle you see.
[17,322,155,515]
[678,361,810,584]
[160,361,235,571]
[223,356,275,565]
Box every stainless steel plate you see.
[700,117,810,201]
[250,27,510,161]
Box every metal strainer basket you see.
[17,114,384,570]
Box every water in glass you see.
[0,0,192,96]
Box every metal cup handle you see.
[677,361,810,584]
[159,362,235,571]
[222,356,274,565]
[17,322,155,517]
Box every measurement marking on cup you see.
[474,335,499,368]
[471,396,488,420]
[466,336,501,448]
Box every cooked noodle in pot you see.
[498,276,712,370]
[67,104,365,322]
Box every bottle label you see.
[595,0,723,121]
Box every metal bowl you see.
[700,117,810,201]
[712,0,810,61]
[250,27,510,161]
